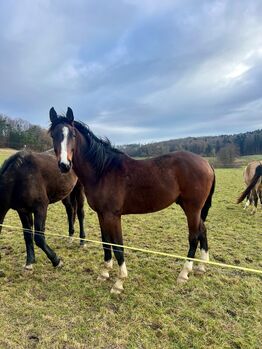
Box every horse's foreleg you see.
[34,206,62,268]
[111,236,127,294]
[97,244,113,281]
[97,214,113,281]
[98,214,127,294]
[18,211,35,270]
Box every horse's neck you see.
[73,130,96,186]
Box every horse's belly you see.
[123,189,179,214]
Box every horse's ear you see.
[49,107,58,123]
[66,107,74,122]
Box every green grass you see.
[0,151,261,348]
[0,148,17,164]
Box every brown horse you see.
[238,160,262,213]
[0,150,86,270]
[49,107,215,294]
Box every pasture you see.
[0,151,261,349]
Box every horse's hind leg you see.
[18,211,35,270]
[77,192,86,247]
[194,220,209,274]
[251,191,258,215]
[244,194,251,210]
[62,196,75,243]
[177,207,201,284]
[33,206,62,268]
[0,208,8,234]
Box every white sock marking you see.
[111,262,128,294]
[105,259,113,269]
[196,249,209,273]
[178,260,193,281]
[200,249,209,262]
[99,259,113,280]
[119,261,128,279]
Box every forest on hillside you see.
[0,113,261,158]
[0,114,52,151]
[119,129,262,158]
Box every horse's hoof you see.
[24,264,33,271]
[68,236,74,244]
[194,266,206,275]
[97,275,109,282]
[110,279,124,294]
[97,271,109,281]
[110,286,123,295]
[0,270,6,277]
[177,276,188,284]
[55,260,64,268]
[80,243,87,249]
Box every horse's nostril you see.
[59,162,71,173]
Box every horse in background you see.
[238,160,262,213]
[49,107,215,294]
[0,151,86,271]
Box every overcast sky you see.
[0,0,262,144]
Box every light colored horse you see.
[241,160,262,213]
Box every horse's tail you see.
[201,169,216,222]
[237,164,262,204]
[0,209,8,234]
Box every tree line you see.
[0,114,52,151]
[0,112,261,162]
[118,129,262,159]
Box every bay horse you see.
[238,160,262,213]
[0,150,86,271]
[49,107,215,294]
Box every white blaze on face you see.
[60,126,70,165]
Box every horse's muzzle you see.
[58,161,71,173]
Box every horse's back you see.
[26,152,77,203]
[0,151,77,208]
[121,151,214,214]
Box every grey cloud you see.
[0,0,262,143]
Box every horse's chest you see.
[84,184,124,213]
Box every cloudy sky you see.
[0,0,262,144]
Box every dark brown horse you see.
[0,150,86,271]
[238,160,262,212]
[49,107,215,294]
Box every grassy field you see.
[0,150,261,349]
[0,148,16,164]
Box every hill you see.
[119,129,262,158]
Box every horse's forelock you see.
[48,116,73,133]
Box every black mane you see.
[49,117,124,178]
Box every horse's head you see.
[49,107,76,173]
